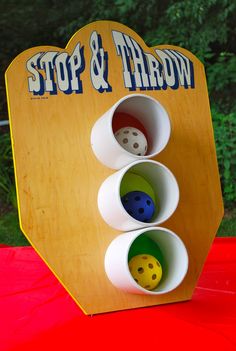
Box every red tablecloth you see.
[0,238,236,351]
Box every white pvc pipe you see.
[0,120,9,126]
[104,227,189,295]
[98,159,179,231]
[91,94,171,169]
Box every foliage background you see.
[0,0,235,225]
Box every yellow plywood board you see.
[5,21,223,314]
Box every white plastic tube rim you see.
[97,159,180,231]
[104,226,189,295]
[91,94,171,169]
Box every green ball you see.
[120,172,156,204]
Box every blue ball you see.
[121,191,155,222]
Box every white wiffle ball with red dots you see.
[114,127,148,156]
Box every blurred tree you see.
[1,0,235,116]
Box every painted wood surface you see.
[5,21,223,314]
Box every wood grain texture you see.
[5,21,223,314]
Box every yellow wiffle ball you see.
[128,254,162,290]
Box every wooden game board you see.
[5,21,223,314]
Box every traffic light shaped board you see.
[5,21,223,314]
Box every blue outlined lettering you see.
[27,43,85,95]
[112,30,195,91]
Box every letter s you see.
[27,53,44,95]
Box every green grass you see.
[0,209,235,247]
[0,210,29,246]
[216,211,236,237]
